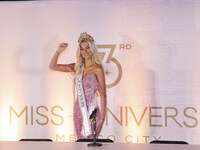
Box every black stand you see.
[88,116,102,147]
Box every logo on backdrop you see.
[97,45,122,88]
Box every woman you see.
[49,32,107,139]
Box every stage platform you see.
[0,141,200,150]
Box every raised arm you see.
[49,43,75,72]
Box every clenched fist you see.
[57,43,68,53]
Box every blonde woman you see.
[49,32,107,139]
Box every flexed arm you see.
[49,43,75,72]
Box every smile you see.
[83,53,89,56]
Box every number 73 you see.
[97,45,122,88]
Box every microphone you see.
[89,107,98,120]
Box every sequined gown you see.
[73,74,102,139]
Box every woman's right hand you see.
[56,43,68,53]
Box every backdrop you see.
[0,0,200,144]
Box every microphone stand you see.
[88,115,102,147]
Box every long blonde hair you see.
[74,39,102,75]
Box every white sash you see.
[75,65,92,137]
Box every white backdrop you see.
[0,0,200,144]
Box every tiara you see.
[78,32,94,43]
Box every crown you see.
[78,32,94,43]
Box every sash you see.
[75,64,92,137]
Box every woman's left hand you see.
[96,119,105,134]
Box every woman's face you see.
[80,41,93,60]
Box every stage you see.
[0,142,199,150]
[1,0,200,145]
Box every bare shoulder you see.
[93,64,104,76]
[93,64,106,84]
